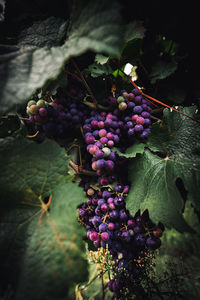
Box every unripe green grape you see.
[102,147,111,157]
[36,99,46,108]
[117,96,124,103]
[27,100,36,107]
[26,107,31,116]
[118,102,127,111]
[29,104,39,115]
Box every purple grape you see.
[95,150,105,159]
[101,232,110,242]
[109,210,119,219]
[133,106,143,114]
[121,230,131,242]
[89,231,99,241]
[85,135,95,144]
[146,237,161,250]
[96,159,106,169]
[101,203,108,212]
[99,223,108,232]
[134,124,144,132]
[91,216,102,226]
[102,190,111,199]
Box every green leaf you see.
[124,20,146,43]
[0,180,88,300]
[87,63,113,78]
[126,107,200,231]
[95,54,109,65]
[150,60,177,84]
[18,17,68,47]
[0,1,123,114]
[113,142,145,158]
[0,137,69,204]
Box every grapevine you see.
[23,67,167,299]
[1,2,200,299]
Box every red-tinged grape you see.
[107,140,114,148]
[89,231,99,241]
[39,107,47,117]
[98,121,104,128]
[29,104,39,115]
[128,93,134,100]
[136,116,145,125]
[85,135,95,144]
[87,188,95,196]
[100,137,108,144]
[153,228,163,237]
[99,129,107,137]
[131,114,139,122]
[89,145,99,155]
[101,232,110,242]
[29,115,35,122]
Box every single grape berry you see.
[29,104,39,115]
[89,231,99,241]
[27,100,36,107]
[101,232,110,242]
[117,96,125,103]
[153,228,163,237]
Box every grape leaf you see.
[124,20,146,43]
[0,137,69,204]
[113,142,145,158]
[126,107,200,231]
[95,54,109,65]
[18,17,68,47]
[150,60,177,84]
[0,0,123,114]
[0,180,88,300]
[87,63,113,78]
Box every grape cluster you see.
[83,88,152,186]
[26,86,163,299]
[26,97,90,139]
[78,183,164,298]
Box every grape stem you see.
[64,69,82,82]
[151,115,162,122]
[83,95,110,111]
[0,115,30,121]
[26,130,40,138]
[69,159,97,176]
[151,108,164,115]
[101,271,105,300]
[119,69,200,124]
[70,58,98,108]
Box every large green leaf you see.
[126,107,200,231]
[150,60,177,84]
[0,0,123,114]
[113,142,145,158]
[0,181,88,300]
[0,136,88,299]
[0,137,69,204]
